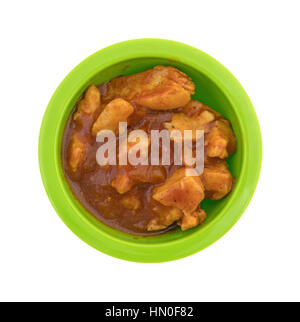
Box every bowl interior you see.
[57,57,243,244]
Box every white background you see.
[0,0,299,302]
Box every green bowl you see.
[39,39,262,262]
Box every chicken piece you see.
[164,111,214,140]
[73,85,101,122]
[146,220,166,232]
[181,99,221,119]
[202,167,234,200]
[68,134,85,172]
[91,98,134,136]
[68,85,100,172]
[111,173,132,194]
[198,110,216,124]
[126,135,150,165]
[204,157,228,170]
[147,206,182,231]
[165,113,198,139]
[118,134,150,161]
[129,165,166,184]
[111,165,166,194]
[179,209,207,231]
[152,168,205,215]
[121,194,141,210]
[102,66,195,110]
[206,119,236,159]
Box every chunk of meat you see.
[118,135,150,161]
[111,166,166,194]
[198,110,216,124]
[121,194,141,210]
[126,135,150,165]
[179,209,207,231]
[206,119,236,159]
[152,168,205,215]
[204,157,228,170]
[128,165,166,184]
[147,206,182,231]
[164,111,214,140]
[92,98,134,136]
[68,134,85,172]
[68,85,101,172]
[111,173,132,194]
[181,99,222,119]
[202,167,234,200]
[102,66,195,110]
[73,85,101,122]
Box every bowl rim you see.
[39,38,262,262]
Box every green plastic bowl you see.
[39,39,262,262]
